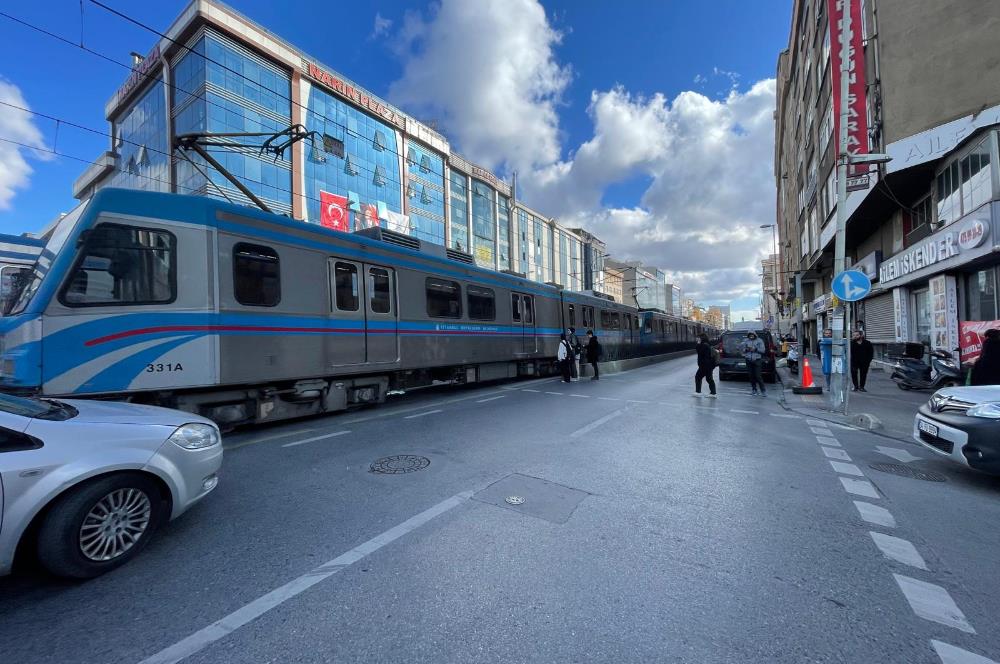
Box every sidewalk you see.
[777,357,928,443]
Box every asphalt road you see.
[2,356,999,664]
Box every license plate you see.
[918,420,939,437]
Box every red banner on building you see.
[828,0,869,178]
[363,203,381,229]
[959,320,1000,363]
[320,191,349,231]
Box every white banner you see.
[384,209,411,234]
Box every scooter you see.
[890,348,963,391]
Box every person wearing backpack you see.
[557,333,573,383]
[694,333,718,397]
[585,329,602,380]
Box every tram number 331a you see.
[146,363,184,373]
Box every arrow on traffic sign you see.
[839,273,866,300]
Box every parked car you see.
[0,393,222,578]
[913,386,1000,474]
[717,330,778,382]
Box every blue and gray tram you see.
[0,189,714,426]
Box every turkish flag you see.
[320,191,349,231]
[363,203,381,228]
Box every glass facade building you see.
[109,79,170,193]
[404,140,446,245]
[471,180,496,269]
[448,170,469,252]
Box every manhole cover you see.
[505,495,525,505]
[868,463,946,482]
[369,455,430,474]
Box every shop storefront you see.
[869,202,999,360]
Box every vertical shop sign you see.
[828,0,869,181]
[892,287,909,341]
[928,275,959,351]
[319,191,349,231]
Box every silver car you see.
[0,393,222,578]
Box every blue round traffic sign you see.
[832,269,872,302]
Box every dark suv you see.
[717,330,777,382]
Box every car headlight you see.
[168,423,221,449]
[966,402,1000,419]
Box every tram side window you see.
[427,278,462,318]
[600,309,611,328]
[644,318,652,333]
[334,262,359,311]
[523,297,534,324]
[468,286,495,320]
[512,294,522,322]
[233,243,280,307]
[369,267,391,314]
[568,304,576,326]
[61,224,175,306]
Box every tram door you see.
[364,264,398,363]
[511,293,537,355]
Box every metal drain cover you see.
[868,463,946,482]
[505,495,525,505]
[370,455,430,474]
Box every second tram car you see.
[0,189,717,426]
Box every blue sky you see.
[0,0,791,318]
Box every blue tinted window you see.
[110,79,169,193]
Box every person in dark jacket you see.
[970,328,1000,386]
[850,330,874,392]
[585,330,601,380]
[694,333,717,397]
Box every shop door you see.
[365,264,398,363]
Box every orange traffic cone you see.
[793,357,823,395]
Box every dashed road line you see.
[404,409,443,419]
[597,397,621,401]
[137,490,474,664]
[821,447,851,461]
[523,389,541,393]
[853,501,896,528]
[817,435,841,447]
[807,418,826,426]
[932,640,999,664]
[893,574,975,633]
[770,413,800,419]
[281,431,351,448]
[569,394,590,398]
[225,428,317,450]
[810,426,831,435]
[840,477,880,498]
[627,400,651,404]
[476,395,506,403]
[870,532,929,570]
[829,460,865,476]
[731,409,759,415]
[544,391,565,395]
[571,409,625,439]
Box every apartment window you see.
[334,262,359,311]
[467,286,495,321]
[937,136,994,225]
[426,278,461,318]
[233,243,280,307]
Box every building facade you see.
[74,0,596,292]
[774,0,1000,360]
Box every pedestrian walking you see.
[850,330,874,392]
[741,331,767,396]
[585,329,601,380]
[970,328,1000,385]
[819,328,833,388]
[694,333,717,397]
[557,333,573,383]
[567,327,582,381]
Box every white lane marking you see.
[627,400,651,404]
[597,397,621,401]
[476,395,506,403]
[829,460,865,477]
[523,389,541,393]
[281,431,351,448]
[731,409,759,414]
[233,428,316,445]
[840,477,880,498]
[810,426,831,435]
[817,435,842,447]
[932,640,1000,664]
[571,409,625,439]
[138,491,473,664]
[569,394,590,398]
[771,413,800,419]
[341,390,503,424]
[853,501,896,528]
[821,447,851,461]
[833,424,856,431]
[544,391,564,395]
[807,418,826,426]
[404,409,443,419]
[870,532,929,570]
[892,574,975,633]
[875,446,924,463]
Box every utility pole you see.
[830,0,852,414]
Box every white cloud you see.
[386,0,777,311]
[370,12,392,40]
[0,79,48,210]
[388,0,570,173]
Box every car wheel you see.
[36,473,165,579]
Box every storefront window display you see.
[913,288,931,347]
